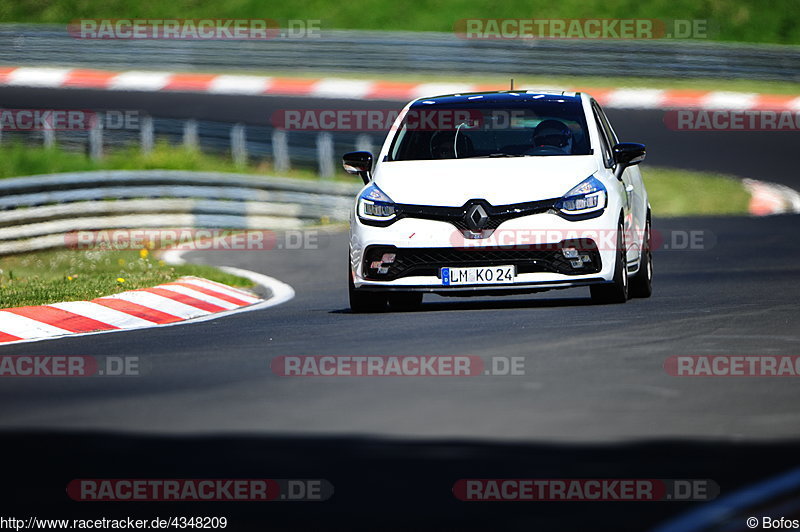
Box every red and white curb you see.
[0,270,294,346]
[744,178,800,216]
[1,66,798,110]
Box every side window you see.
[591,102,613,167]
[595,103,619,147]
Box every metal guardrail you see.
[0,170,361,255]
[0,116,378,178]
[1,25,799,82]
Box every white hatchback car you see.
[344,90,651,312]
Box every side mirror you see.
[611,142,647,180]
[612,143,646,180]
[613,143,646,166]
[342,151,373,184]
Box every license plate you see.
[441,265,516,286]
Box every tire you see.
[387,292,423,311]
[349,266,387,313]
[590,221,629,304]
[629,216,653,298]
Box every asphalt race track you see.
[1,215,800,438]
[0,87,799,530]
[1,215,799,530]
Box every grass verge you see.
[0,142,330,181]
[0,248,253,309]
[643,166,750,217]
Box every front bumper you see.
[350,210,620,293]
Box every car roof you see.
[410,90,582,106]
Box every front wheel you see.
[629,216,653,298]
[590,221,629,304]
[349,266,388,313]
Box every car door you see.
[591,100,644,265]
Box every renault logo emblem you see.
[465,204,489,231]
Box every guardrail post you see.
[88,120,103,160]
[140,116,154,155]
[231,123,247,167]
[43,126,55,148]
[356,134,374,154]
[272,129,291,173]
[183,119,199,149]
[316,132,334,179]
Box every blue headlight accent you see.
[556,176,607,215]
[357,183,397,222]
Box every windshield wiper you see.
[468,153,528,158]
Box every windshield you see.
[389,98,591,161]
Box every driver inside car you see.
[528,119,574,155]
[429,129,474,159]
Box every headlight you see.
[357,183,397,223]
[556,176,607,215]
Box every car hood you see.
[373,156,600,206]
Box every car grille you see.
[362,241,602,281]
[364,198,557,230]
